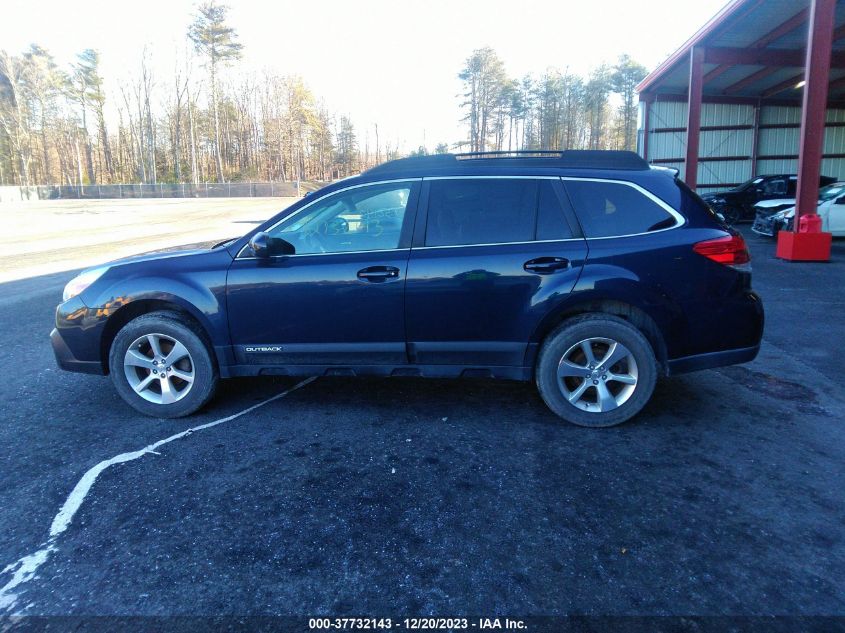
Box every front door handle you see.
[357,266,400,282]
[524,257,570,274]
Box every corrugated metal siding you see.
[820,158,845,180]
[824,126,845,153]
[650,130,686,159]
[701,103,754,127]
[697,161,752,187]
[759,105,801,126]
[640,101,845,190]
[650,101,687,128]
[700,129,753,157]
[826,109,845,123]
[646,101,687,160]
[757,158,798,174]
[759,127,799,156]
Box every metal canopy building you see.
[637,0,845,194]
[636,0,843,259]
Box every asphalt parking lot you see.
[0,225,844,621]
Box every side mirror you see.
[249,231,295,257]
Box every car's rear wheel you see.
[109,311,218,418]
[535,314,657,427]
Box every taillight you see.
[693,234,751,269]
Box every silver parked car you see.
[751,182,845,237]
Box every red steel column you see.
[794,0,835,225]
[777,0,835,261]
[685,47,704,189]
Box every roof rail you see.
[556,150,649,170]
[455,150,565,159]
[363,149,649,175]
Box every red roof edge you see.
[636,0,752,95]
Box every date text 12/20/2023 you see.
[308,617,527,630]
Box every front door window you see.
[268,183,414,254]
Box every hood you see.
[701,191,740,201]
[102,239,228,268]
[754,198,795,209]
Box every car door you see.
[226,180,420,366]
[404,176,588,368]
[829,196,845,235]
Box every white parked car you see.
[751,182,845,237]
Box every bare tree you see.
[0,50,34,185]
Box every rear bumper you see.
[51,328,105,375]
[667,343,760,375]
[669,288,763,375]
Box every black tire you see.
[109,311,219,418]
[535,314,658,428]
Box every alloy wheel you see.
[556,337,639,413]
[123,333,195,405]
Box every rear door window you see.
[563,179,677,238]
[425,179,537,246]
[536,180,575,240]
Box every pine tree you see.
[336,116,357,176]
[459,48,507,152]
[611,55,647,151]
[189,1,242,183]
[75,49,114,181]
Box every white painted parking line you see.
[0,377,316,613]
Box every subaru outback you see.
[52,150,764,427]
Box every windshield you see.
[818,183,845,201]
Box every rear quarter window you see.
[563,179,677,238]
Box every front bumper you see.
[751,213,776,237]
[51,295,108,375]
[51,328,104,375]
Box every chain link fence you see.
[0,181,329,203]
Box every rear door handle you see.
[357,266,400,282]
[524,257,570,274]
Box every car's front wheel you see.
[109,311,218,418]
[535,314,658,427]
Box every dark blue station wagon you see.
[51,150,764,427]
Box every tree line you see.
[0,4,648,188]
[0,2,376,188]
[457,47,646,154]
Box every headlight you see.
[709,197,727,205]
[62,267,109,302]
